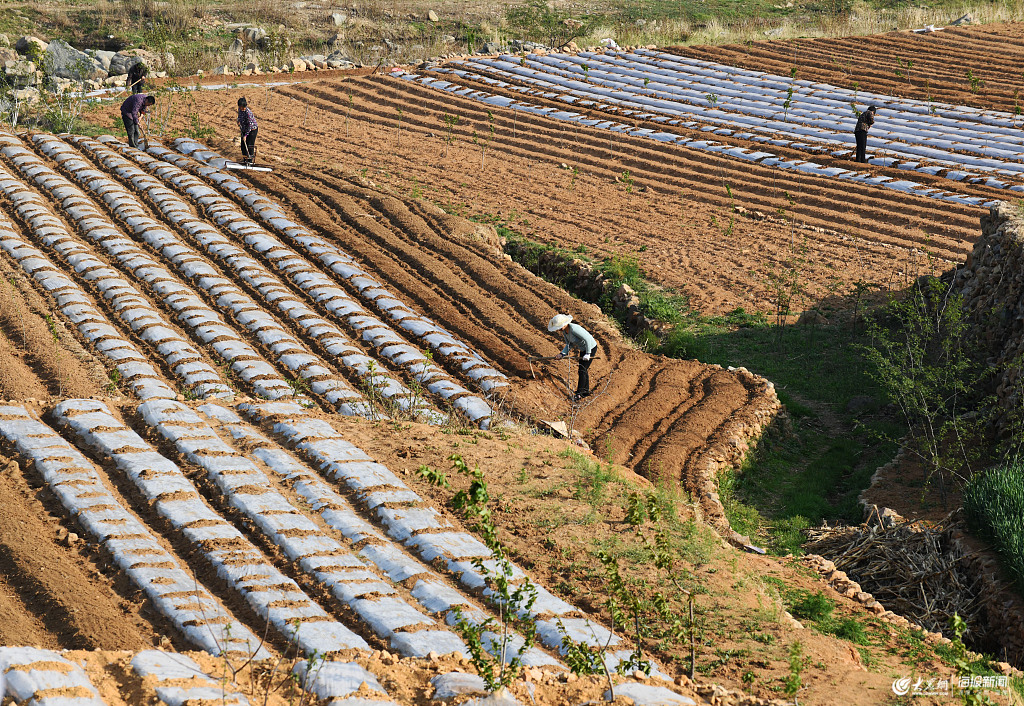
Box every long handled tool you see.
[526,355,562,379]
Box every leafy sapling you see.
[441,113,460,157]
[418,455,539,691]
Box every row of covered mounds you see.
[239,400,658,674]
[411,51,1006,208]
[0,133,300,403]
[197,402,560,668]
[131,650,250,706]
[33,131,377,417]
[138,397,472,659]
[69,132,404,420]
[0,203,175,400]
[0,134,233,400]
[492,48,1024,176]
[165,136,506,427]
[0,405,261,656]
[0,646,396,706]
[52,398,361,657]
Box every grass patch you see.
[783,588,870,645]
[963,463,1024,594]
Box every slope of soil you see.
[116,71,987,323]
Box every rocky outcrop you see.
[43,39,105,80]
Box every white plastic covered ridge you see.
[165,138,508,399]
[0,406,260,656]
[0,647,105,706]
[52,399,364,656]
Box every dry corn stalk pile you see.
[806,519,984,639]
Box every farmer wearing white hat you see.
[548,314,598,401]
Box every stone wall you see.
[953,201,1024,434]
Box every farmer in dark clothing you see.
[237,97,258,164]
[126,61,147,94]
[120,93,154,149]
[548,314,598,401]
[854,105,877,163]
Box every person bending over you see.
[237,97,259,165]
[120,93,154,149]
[548,313,598,401]
[854,105,877,163]
[126,61,148,94]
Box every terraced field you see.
[683,23,1024,115]
[10,23,1024,703]
[0,127,774,704]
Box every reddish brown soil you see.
[136,72,986,323]
[0,454,160,650]
[0,252,109,400]
[229,167,770,511]
[679,23,1024,114]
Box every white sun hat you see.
[548,314,573,331]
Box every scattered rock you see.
[242,27,266,43]
[463,688,522,706]
[287,57,307,71]
[480,41,501,54]
[12,87,40,104]
[4,60,37,87]
[796,309,828,326]
[331,12,348,26]
[15,36,47,56]
[0,34,9,47]
[92,49,115,71]
[109,50,158,76]
[428,9,439,21]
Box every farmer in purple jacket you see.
[237,97,259,165]
[120,93,154,149]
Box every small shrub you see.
[788,590,834,623]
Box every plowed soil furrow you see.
[598,363,711,468]
[679,25,1024,112]
[278,173,550,372]
[289,78,981,248]
[173,131,740,484]
[246,79,963,313]
[278,86,966,278]
[658,370,755,488]
[0,248,107,399]
[0,327,49,399]
[0,455,161,650]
